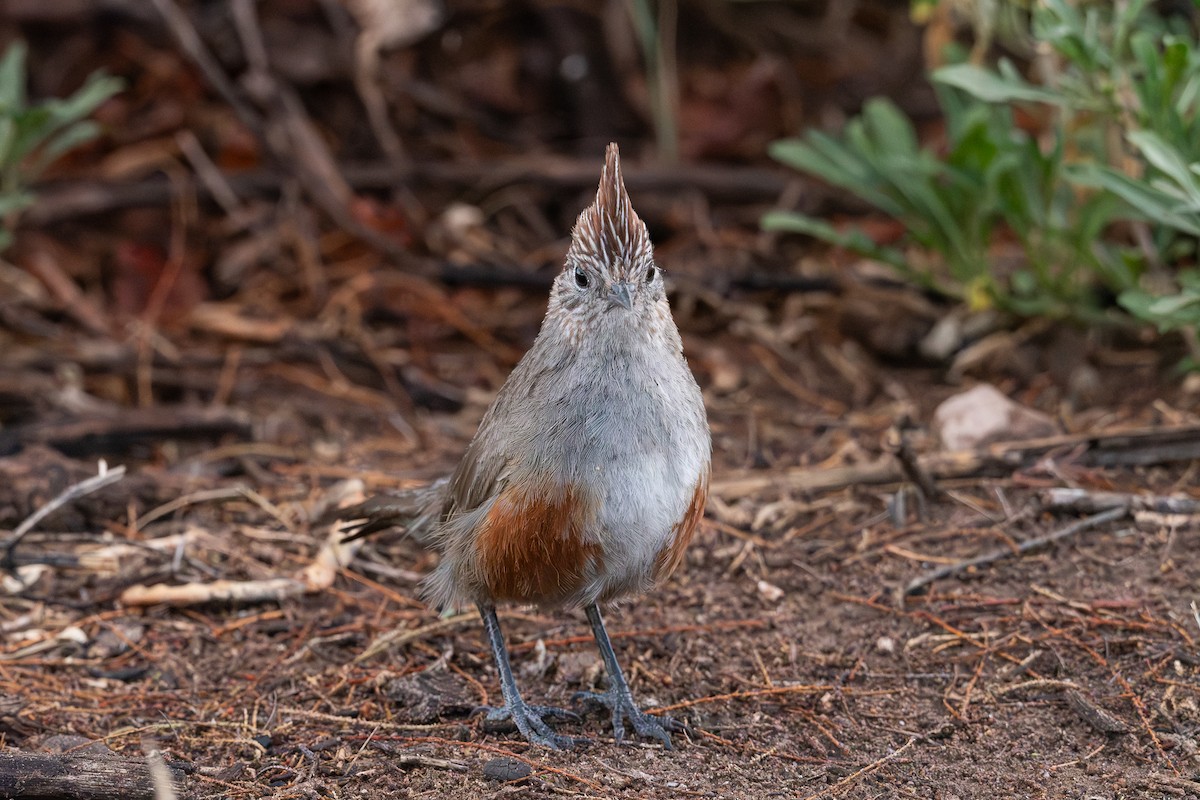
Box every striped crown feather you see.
[568,143,652,274]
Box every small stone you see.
[875,636,896,654]
[482,756,532,782]
[440,202,485,237]
[932,383,1058,451]
[756,580,784,603]
[920,314,965,361]
[919,309,1001,361]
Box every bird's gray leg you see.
[474,604,584,749]
[574,603,677,747]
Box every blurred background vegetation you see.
[769,0,1200,358]
[1,0,1198,377]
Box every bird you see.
[341,142,711,749]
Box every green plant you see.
[764,84,1129,318]
[932,0,1200,333]
[768,0,1200,329]
[1074,131,1200,238]
[0,41,122,251]
[1120,268,1200,333]
[936,0,1200,185]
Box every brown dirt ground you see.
[2,305,1199,799]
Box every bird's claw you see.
[574,688,677,748]
[472,702,587,750]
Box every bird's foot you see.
[473,701,587,750]
[574,687,678,748]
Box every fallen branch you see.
[0,406,251,458]
[903,506,1128,597]
[714,424,1200,499]
[373,748,468,772]
[121,487,367,608]
[0,750,184,800]
[1064,689,1129,734]
[26,160,794,226]
[123,482,369,606]
[1040,488,1200,515]
[119,577,305,607]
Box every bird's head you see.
[550,143,664,326]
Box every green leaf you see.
[0,117,15,166]
[760,210,920,279]
[0,42,27,111]
[863,98,918,157]
[933,62,1062,105]
[1129,130,1200,206]
[768,134,906,218]
[1121,283,1200,331]
[1147,292,1200,317]
[28,120,102,174]
[1070,163,1200,236]
[0,189,33,216]
[4,106,53,168]
[45,71,122,129]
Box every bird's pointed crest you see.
[568,143,652,274]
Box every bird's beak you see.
[607,282,633,311]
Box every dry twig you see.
[27,160,794,227]
[355,613,476,662]
[2,461,126,564]
[1040,487,1200,515]
[995,679,1128,734]
[799,737,917,800]
[715,424,1200,499]
[120,577,305,607]
[902,506,1127,597]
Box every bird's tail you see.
[333,477,447,545]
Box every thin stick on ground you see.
[714,424,1200,499]
[354,613,477,662]
[649,683,837,715]
[278,707,455,732]
[903,506,1127,597]
[1040,487,1200,515]
[136,487,247,528]
[2,461,126,563]
[800,737,917,800]
[1050,623,1178,775]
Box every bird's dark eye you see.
[574,267,589,288]
[644,264,656,283]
